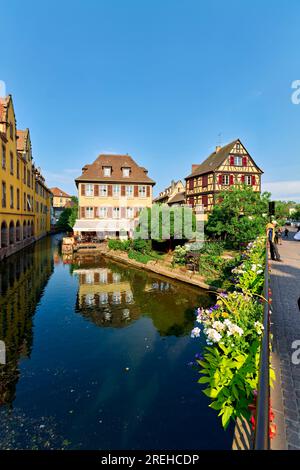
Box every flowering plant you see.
[191,236,275,429]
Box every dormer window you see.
[103,166,111,177]
[122,167,130,178]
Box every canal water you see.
[0,235,233,450]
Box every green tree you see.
[205,186,270,247]
[57,196,78,231]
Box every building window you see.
[234,156,242,166]
[126,207,134,219]
[17,189,20,210]
[17,158,20,179]
[10,123,13,140]
[85,207,94,218]
[222,175,230,185]
[122,167,130,177]
[103,167,111,177]
[113,185,120,197]
[9,152,13,175]
[2,182,6,208]
[2,145,6,169]
[126,185,133,197]
[113,207,120,218]
[10,185,14,209]
[99,185,107,196]
[85,184,94,197]
[245,175,252,185]
[99,207,107,218]
[24,192,26,211]
[138,186,146,198]
[27,169,30,187]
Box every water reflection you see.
[73,257,214,336]
[0,237,54,406]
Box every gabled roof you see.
[16,129,29,151]
[50,187,72,198]
[0,96,10,122]
[75,154,155,185]
[168,191,186,204]
[186,140,239,178]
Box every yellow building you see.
[50,187,72,208]
[74,154,155,238]
[0,95,52,260]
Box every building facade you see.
[0,95,52,260]
[50,187,73,224]
[74,154,155,238]
[185,139,263,215]
[153,180,185,206]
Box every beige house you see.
[50,187,72,208]
[153,180,185,206]
[74,154,155,238]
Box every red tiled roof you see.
[75,154,155,185]
[16,129,27,151]
[50,187,72,198]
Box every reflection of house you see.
[153,180,185,206]
[74,267,141,327]
[0,237,54,405]
[74,154,155,239]
[0,94,52,260]
[50,187,73,224]
[185,139,263,215]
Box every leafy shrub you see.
[172,245,188,266]
[132,238,152,254]
[108,239,131,251]
[128,249,152,264]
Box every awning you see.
[73,219,134,233]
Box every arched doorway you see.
[1,222,8,248]
[27,221,30,238]
[9,221,15,245]
[23,221,27,239]
[16,221,21,242]
[31,221,34,237]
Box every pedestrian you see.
[266,221,282,262]
[283,227,289,239]
[276,227,282,245]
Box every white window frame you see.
[138,185,146,198]
[222,175,230,186]
[99,184,108,197]
[113,207,120,219]
[126,185,133,198]
[234,156,242,166]
[113,185,120,197]
[126,207,134,219]
[245,175,252,185]
[103,167,111,177]
[85,183,94,197]
[99,207,107,218]
[122,168,130,178]
[85,207,94,218]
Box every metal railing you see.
[254,246,270,450]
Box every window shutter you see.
[121,207,126,218]
[241,175,245,183]
[146,185,151,197]
[134,207,139,217]
[95,206,99,218]
[108,185,112,197]
[81,184,85,196]
[218,175,223,185]
[230,175,234,186]
[121,185,125,196]
[94,272,100,283]
[134,185,138,197]
[242,156,247,167]
[202,175,208,187]
[229,155,235,165]
[189,179,194,190]
[80,207,85,218]
[94,185,99,196]
[252,175,256,186]
[202,195,208,207]
[107,206,112,218]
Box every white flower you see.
[212,321,226,332]
[191,327,201,338]
[254,321,264,335]
[226,323,244,337]
[205,328,222,343]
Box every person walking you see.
[284,227,289,239]
[266,221,282,261]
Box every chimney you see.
[216,145,221,153]
[82,165,88,173]
[192,164,199,173]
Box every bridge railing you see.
[254,245,270,450]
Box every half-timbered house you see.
[185,139,263,214]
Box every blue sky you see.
[1,0,300,200]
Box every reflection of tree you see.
[0,237,54,406]
[74,257,215,337]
